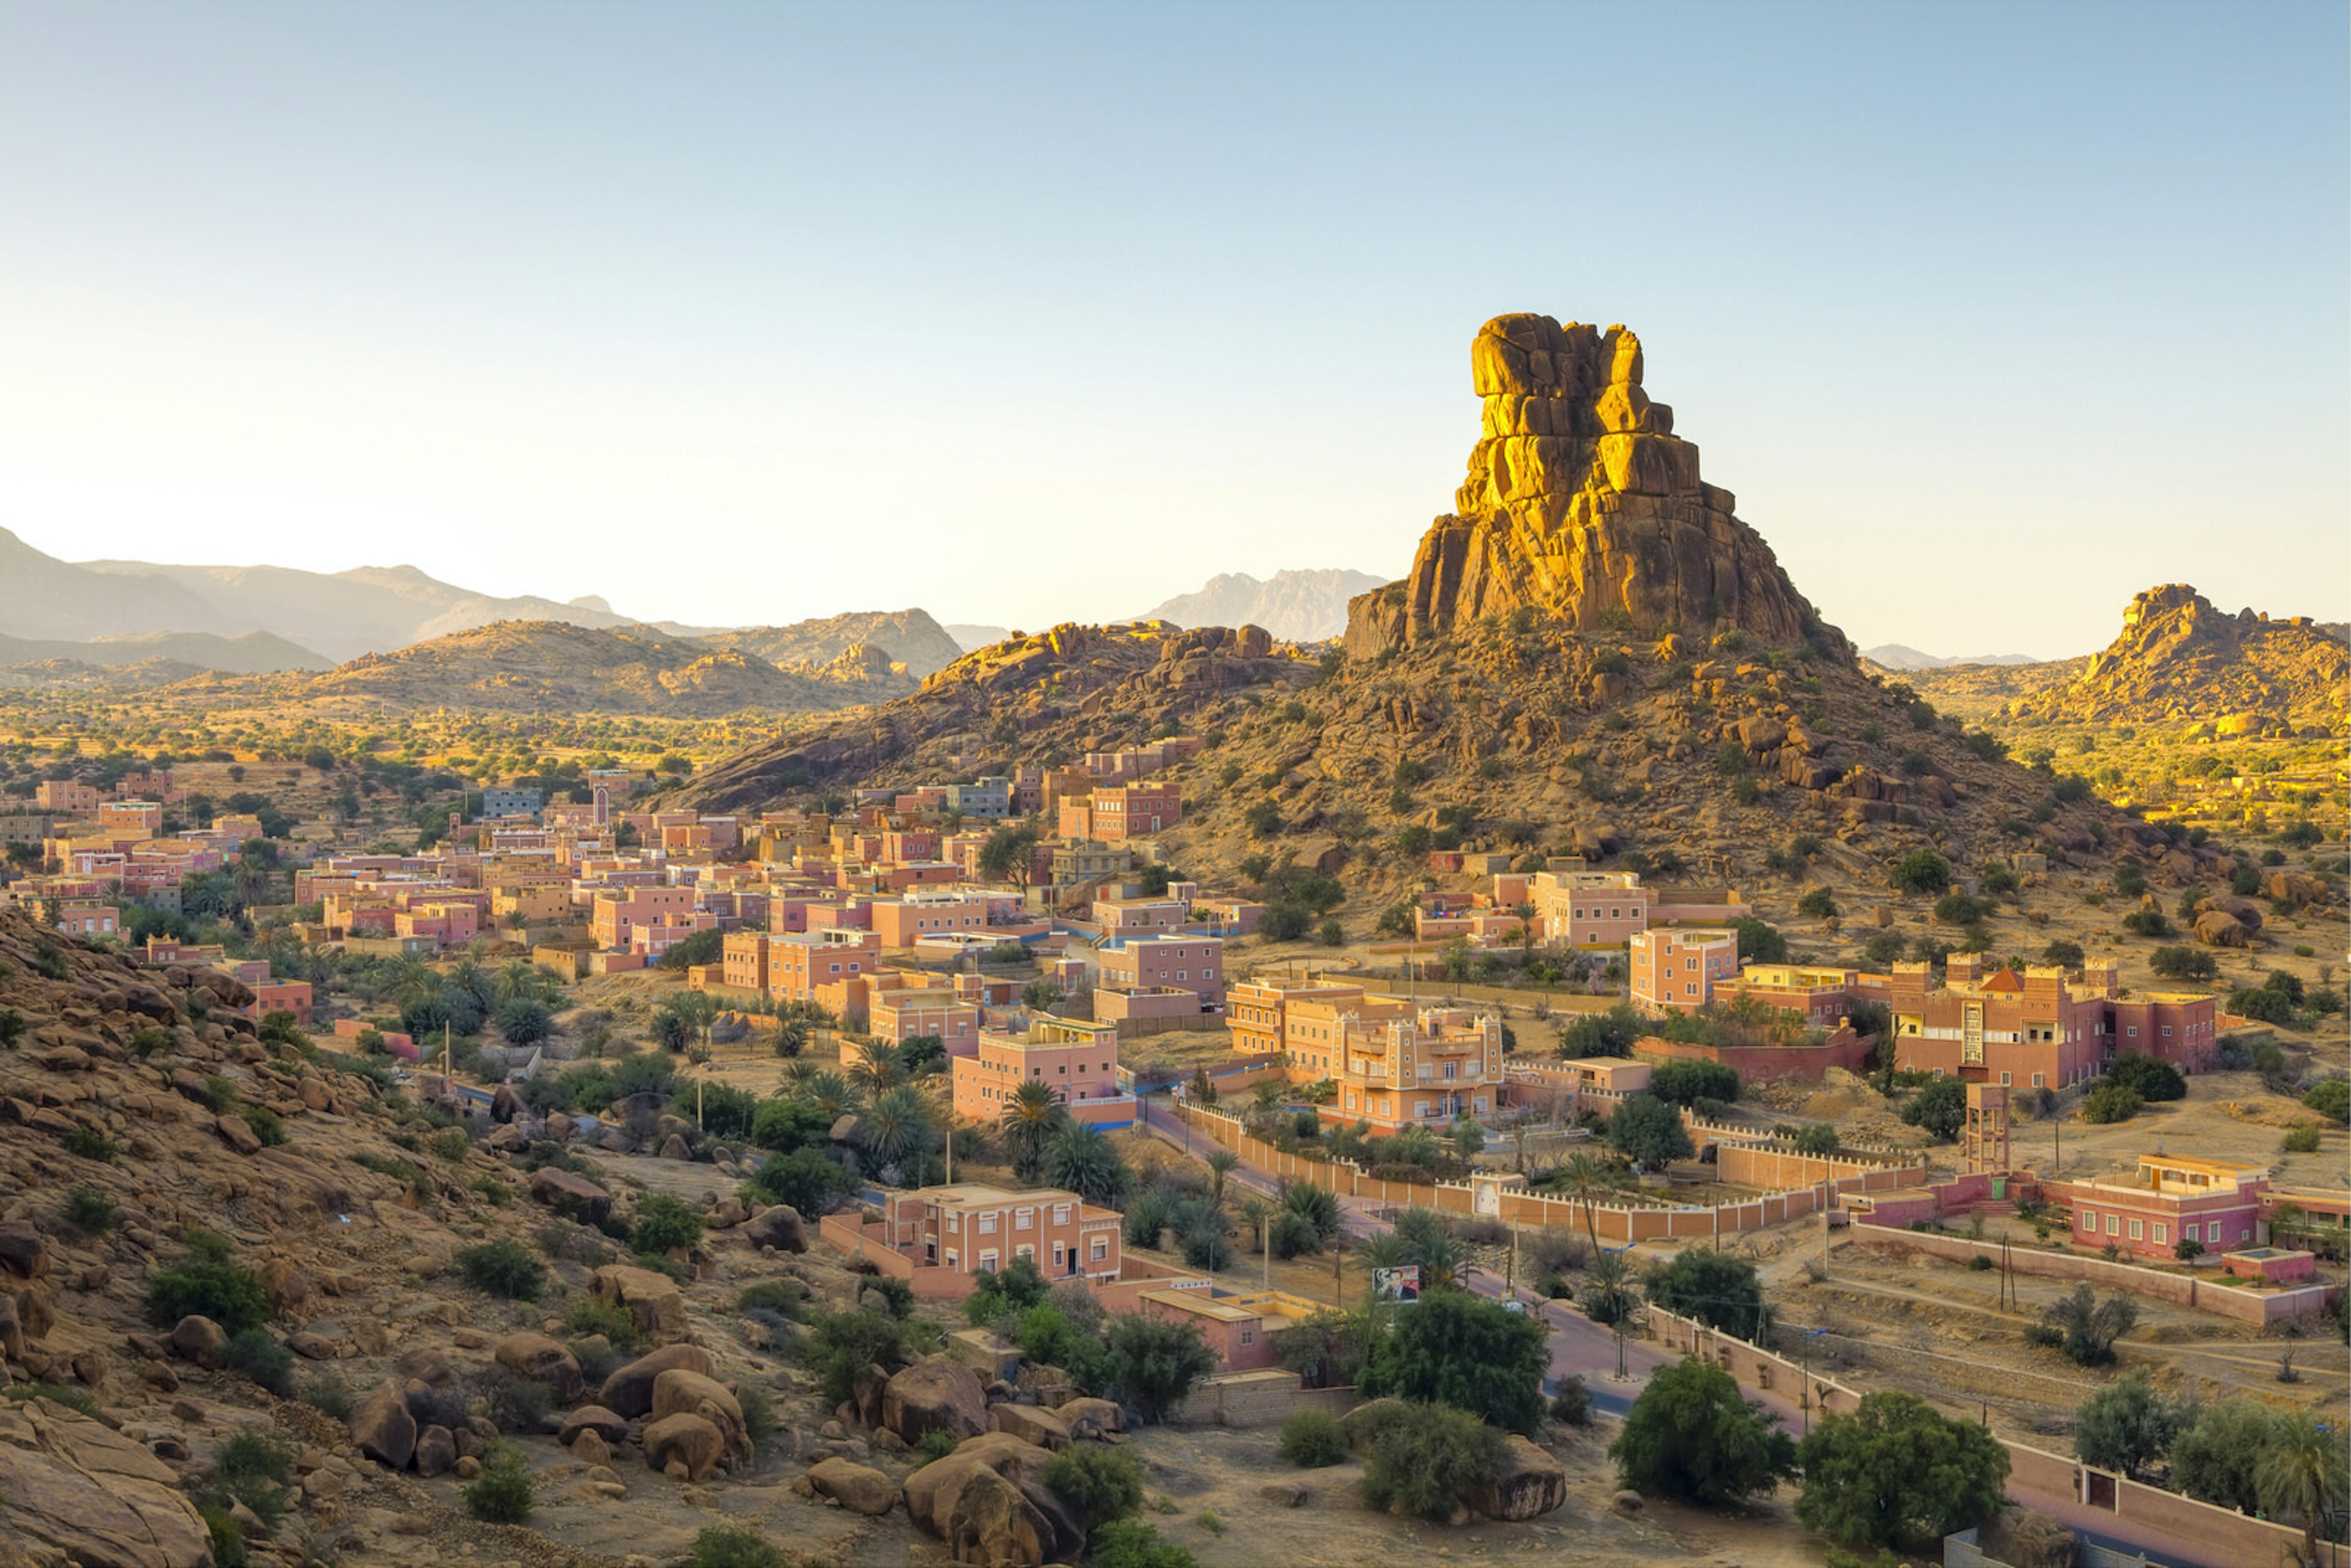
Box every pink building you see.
[839,1182,1123,1291]
[1532,869,1652,947]
[1095,895,1190,940]
[53,901,119,937]
[2045,1155,2267,1261]
[36,780,101,814]
[100,800,165,836]
[871,991,981,1054]
[871,893,994,948]
[591,885,696,950]
[1057,782,1182,842]
[952,1018,1133,1127]
[1097,934,1224,1008]
[1630,927,1741,1014]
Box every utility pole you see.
[1262,1211,1271,1292]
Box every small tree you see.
[1644,1250,1771,1341]
[1889,850,1952,895]
[1900,1076,1967,1141]
[1791,1122,1839,1157]
[1358,1401,1506,1522]
[2042,1284,2137,1367]
[2079,1081,2142,1125]
[1042,1444,1147,1530]
[2102,1054,2184,1102]
[1648,1060,1741,1108]
[1605,1093,1695,1167]
[1357,1287,1550,1436]
[2071,1370,2175,1480]
[1796,1390,2008,1549]
[2257,1408,2351,1568]
[1610,1357,1796,1507]
[1099,1312,1215,1423]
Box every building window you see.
[2184,1223,2198,1241]
[980,1250,998,1272]
[2153,1224,2167,1244]
[2105,1215,2120,1236]
[2032,1074,2045,1087]
[1015,1208,1034,1230]
[2000,1072,2011,1086]
[1054,1204,1071,1225]
[2128,1219,2143,1240]
[1239,1330,1255,1347]
[2079,1211,2093,1230]
[1090,1237,1109,1262]
[978,1213,997,1234]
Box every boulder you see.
[413,1424,457,1479]
[1613,1488,1643,1514]
[0,1221,51,1280]
[168,1315,228,1367]
[1054,1397,1123,1441]
[991,1402,1072,1450]
[2194,910,2251,948]
[1471,1434,1569,1521]
[255,1257,310,1314]
[351,1378,419,1471]
[642,1412,725,1482]
[558,1405,631,1446]
[808,1455,899,1516]
[883,1356,989,1446]
[589,1264,687,1341]
[530,1167,613,1225]
[0,1396,212,1568]
[650,1368,749,1466]
[2197,894,2264,932]
[495,1332,585,1405]
[659,1133,691,1161]
[570,1428,610,1468]
[0,1292,22,1362]
[215,1115,262,1156]
[599,1344,717,1419]
[742,1204,808,1253]
[490,1085,524,1123]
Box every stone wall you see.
[1173,1370,1355,1428]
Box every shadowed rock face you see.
[1344,315,1832,656]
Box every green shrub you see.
[2282,1123,2322,1153]
[243,1105,288,1147]
[61,1123,120,1161]
[223,1329,296,1396]
[732,1280,808,1320]
[687,1523,789,1568]
[145,1260,272,1337]
[202,1507,248,1568]
[1551,1375,1593,1427]
[803,1307,910,1405]
[2302,1079,2349,1126]
[1359,1401,1506,1521]
[2104,1054,2186,1103]
[564,1295,643,1352]
[463,1442,534,1523]
[456,1238,546,1300]
[631,1193,705,1255]
[917,1427,961,1461]
[1042,1444,1147,1529]
[1089,1520,1201,1568]
[2079,1081,2142,1125]
[198,1073,241,1114]
[299,1373,354,1420]
[2,1382,100,1416]
[64,1184,117,1233]
[479,1368,553,1434]
[1277,1408,1348,1467]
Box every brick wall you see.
[1172,1371,1356,1428]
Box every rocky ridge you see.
[1342,315,1834,656]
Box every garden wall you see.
[1174,1105,1927,1246]
[1173,1369,1354,1427]
[1850,1220,2336,1324]
[1643,1306,2344,1568]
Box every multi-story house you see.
[2044,1154,2267,1261]
[1097,934,1224,1008]
[941,778,1012,820]
[1228,978,1365,1059]
[765,929,883,1003]
[1057,783,1182,842]
[591,885,696,951]
[1532,869,1654,947]
[1887,955,2219,1089]
[951,1018,1133,1127]
[481,787,544,819]
[1630,927,1742,1013]
[867,1183,1123,1286]
[1323,1002,1505,1131]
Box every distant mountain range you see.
[1859,643,2041,670]
[0,628,326,674]
[1139,568,1389,643]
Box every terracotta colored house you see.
[2044,1154,2267,1261]
[1532,869,1653,947]
[826,1182,1123,1294]
[870,991,981,1054]
[1057,783,1182,842]
[1225,977,1365,1062]
[1097,935,1224,1008]
[1889,955,2219,1090]
[1629,927,1741,1014]
[952,1018,1133,1127]
[1713,963,1864,1027]
[591,885,696,950]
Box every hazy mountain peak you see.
[1142,568,1388,642]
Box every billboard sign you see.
[1371,1264,1421,1302]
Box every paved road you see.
[1137,1098,2227,1568]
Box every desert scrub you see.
[464,1442,534,1523]
[64,1184,117,1233]
[61,1123,119,1161]
[457,1238,546,1301]
[224,1329,296,1397]
[145,1258,272,1337]
[564,1295,643,1352]
[631,1192,705,1255]
[687,1524,789,1568]
[1278,1408,1347,1467]
[1042,1444,1147,1529]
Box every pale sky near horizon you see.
[1,2,2344,658]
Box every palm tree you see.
[849,1037,908,1097]
[1041,1122,1128,1206]
[778,1059,820,1094]
[1560,1151,1613,1255]
[1000,1080,1070,1184]
[860,1084,936,1177]
[2257,1408,2349,1568]
[1205,1149,1241,1209]
[800,1070,861,1122]
[1581,1247,1636,1326]
[773,1017,810,1060]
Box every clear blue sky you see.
[1,1,2343,655]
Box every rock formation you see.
[1345,315,1834,655]
[2055,584,2346,730]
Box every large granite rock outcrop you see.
[1344,315,1832,656]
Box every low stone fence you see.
[1850,1219,2338,1325]
[1174,1370,1354,1428]
[1173,1103,1925,1245]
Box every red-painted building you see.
[2044,1155,2267,1261]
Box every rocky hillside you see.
[1141,569,1389,643]
[699,609,964,678]
[1907,585,2349,735]
[162,621,920,719]
[1341,315,1834,656]
[679,318,2162,913]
